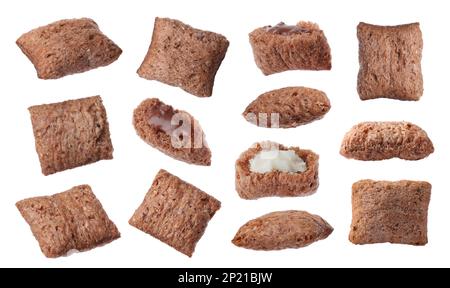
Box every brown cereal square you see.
[357,22,423,101]
[129,169,221,257]
[17,18,122,79]
[137,18,229,97]
[350,180,431,246]
[16,185,120,258]
[28,96,113,175]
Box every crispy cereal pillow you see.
[17,18,122,79]
[357,22,423,101]
[137,18,229,97]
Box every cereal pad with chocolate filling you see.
[133,98,211,166]
[249,21,332,75]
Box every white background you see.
[0,0,448,268]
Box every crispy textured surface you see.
[236,141,319,199]
[137,17,229,97]
[350,180,431,246]
[243,87,331,128]
[249,22,331,75]
[129,169,221,257]
[357,22,423,101]
[29,96,113,175]
[17,18,122,79]
[232,211,333,250]
[133,98,211,166]
[16,185,120,258]
[340,122,434,161]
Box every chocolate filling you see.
[148,102,182,135]
[266,22,311,35]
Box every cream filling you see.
[249,150,307,174]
